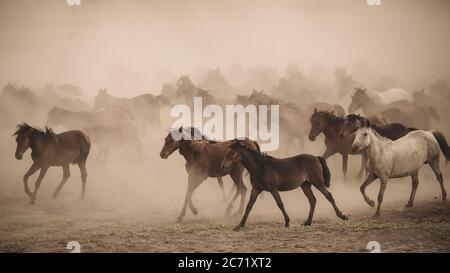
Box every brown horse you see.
[221,140,348,230]
[339,114,416,140]
[13,123,90,204]
[159,127,260,222]
[309,109,373,179]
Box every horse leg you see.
[270,190,290,228]
[313,184,348,221]
[300,182,316,226]
[234,187,261,231]
[78,161,88,200]
[357,154,367,179]
[30,166,49,205]
[217,177,226,202]
[406,172,419,208]
[23,163,40,200]
[342,154,348,182]
[178,176,203,222]
[52,165,70,199]
[373,177,388,218]
[429,160,447,201]
[227,169,247,216]
[360,173,378,207]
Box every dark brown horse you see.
[159,127,260,222]
[339,114,416,140]
[308,109,378,179]
[221,140,348,230]
[13,123,90,204]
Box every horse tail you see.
[427,106,440,121]
[432,131,450,162]
[317,156,330,188]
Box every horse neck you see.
[179,141,202,163]
[238,149,263,176]
[360,95,381,114]
[323,118,343,140]
[29,133,50,159]
[364,129,390,161]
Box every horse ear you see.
[364,119,371,128]
[179,126,183,133]
[314,107,317,113]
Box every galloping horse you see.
[159,127,260,222]
[13,123,90,204]
[352,122,450,217]
[221,140,348,230]
[308,109,383,179]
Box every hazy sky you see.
[0,0,449,96]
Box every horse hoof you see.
[303,222,312,226]
[340,214,349,221]
[233,226,242,232]
[191,208,198,215]
[372,213,380,219]
[176,218,183,223]
[367,200,375,207]
[405,204,413,208]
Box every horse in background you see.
[13,123,90,204]
[352,122,450,218]
[348,88,438,130]
[93,88,171,131]
[46,107,134,130]
[159,127,260,222]
[84,122,144,164]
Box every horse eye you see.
[363,133,368,136]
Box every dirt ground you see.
[1,139,449,253]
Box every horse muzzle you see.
[351,145,360,153]
[15,153,23,160]
[159,151,169,159]
[308,135,316,141]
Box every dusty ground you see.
[1,135,449,253]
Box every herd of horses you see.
[8,74,450,230]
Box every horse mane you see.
[13,123,55,137]
[232,140,273,160]
[313,110,344,124]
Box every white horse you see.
[352,123,450,218]
[371,88,413,104]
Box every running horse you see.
[221,140,348,230]
[159,127,260,222]
[352,122,450,217]
[308,109,384,180]
[13,123,90,204]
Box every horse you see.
[220,140,348,230]
[92,88,170,130]
[176,75,197,103]
[308,109,383,179]
[13,123,90,204]
[159,127,260,222]
[348,88,438,130]
[83,122,143,164]
[339,114,416,140]
[352,122,450,218]
[46,107,134,130]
